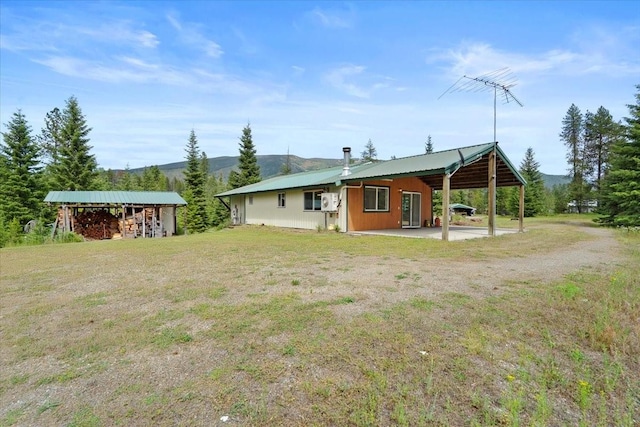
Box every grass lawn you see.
[0,215,638,426]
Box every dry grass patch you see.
[0,217,638,426]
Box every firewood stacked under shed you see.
[73,210,120,240]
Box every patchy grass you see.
[0,219,637,426]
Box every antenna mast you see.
[438,68,523,237]
[438,67,523,142]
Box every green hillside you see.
[129,156,571,188]
[130,155,343,180]
[540,173,570,189]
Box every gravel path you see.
[292,225,622,314]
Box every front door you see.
[401,192,421,228]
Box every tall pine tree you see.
[508,147,545,217]
[230,123,261,189]
[597,85,640,227]
[183,130,209,232]
[50,96,98,190]
[425,135,434,154]
[560,103,591,212]
[0,110,44,226]
[361,139,378,162]
[584,106,622,199]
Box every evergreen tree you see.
[37,107,64,164]
[597,85,640,227]
[231,123,261,189]
[117,165,138,190]
[0,110,44,227]
[584,106,622,198]
[560,103,591,213]
[205,173,229,227]
[50,96,98,190]
[227,170,242,190]
[361,139,378,162]
[141,165,167,191]
[551,184,570,214]
[280,147,292,175]
[508,147,545,216]
[425,135,434,154]
[183,130,208,232]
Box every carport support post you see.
[519,184,525,232]
[488,149,496,236]
[442,173,450,241]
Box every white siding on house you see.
[237,189,339,230]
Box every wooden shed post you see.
[122,205,126,238]
[519,184,525,233]
[488,149,496,236]
[442,173,450,241]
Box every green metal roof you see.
[44,191,187,205]
[216,163,368,197]
[216,142,526,197]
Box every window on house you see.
[278,192,286,208]
[304,191,322,211]
[249,196,253,205]
[364,186,389,212]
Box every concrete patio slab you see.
[350,226,519,241]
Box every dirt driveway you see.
[277,224,622,313]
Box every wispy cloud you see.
[325,65,396,98]
[166,11,223,58]
[309,7,353,29]
[432,32,640,80]
[33,56,192,85]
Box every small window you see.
[364,186,389,212]
[278,192,286,208]
[248,196,253,205]
[304,191,323,211]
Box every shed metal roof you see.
[44,191,187,205]
[216,142,526,197]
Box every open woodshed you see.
[44,191,187,240]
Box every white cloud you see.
[432,35,640,81]
[325,65,370,98]
[310,7,352,29]
[165,12,223,58]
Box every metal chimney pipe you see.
[342,147,351,176]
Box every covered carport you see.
[340,141,526,241]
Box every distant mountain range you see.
[539,173,571,188]
[129,155,570,189]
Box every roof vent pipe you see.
[342,147,351,176]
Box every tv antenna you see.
[438,67,523,142]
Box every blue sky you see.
[1,1,638,174]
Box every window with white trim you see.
[364,186,389,212]
[304,191,322,211]
[277,192,286,208]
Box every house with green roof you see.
[216,142,527,240]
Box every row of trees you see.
[560,104,624,212]
[1,96,97,242]
[181,124,261,233]
[559,86,640,226]
[0,95,263,244]
[2,85,638,245]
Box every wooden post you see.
[488,149,496,236]
[122,205,126,238]
[142,207,146,238]
[519,184,525,233]
[442,173,450,241]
